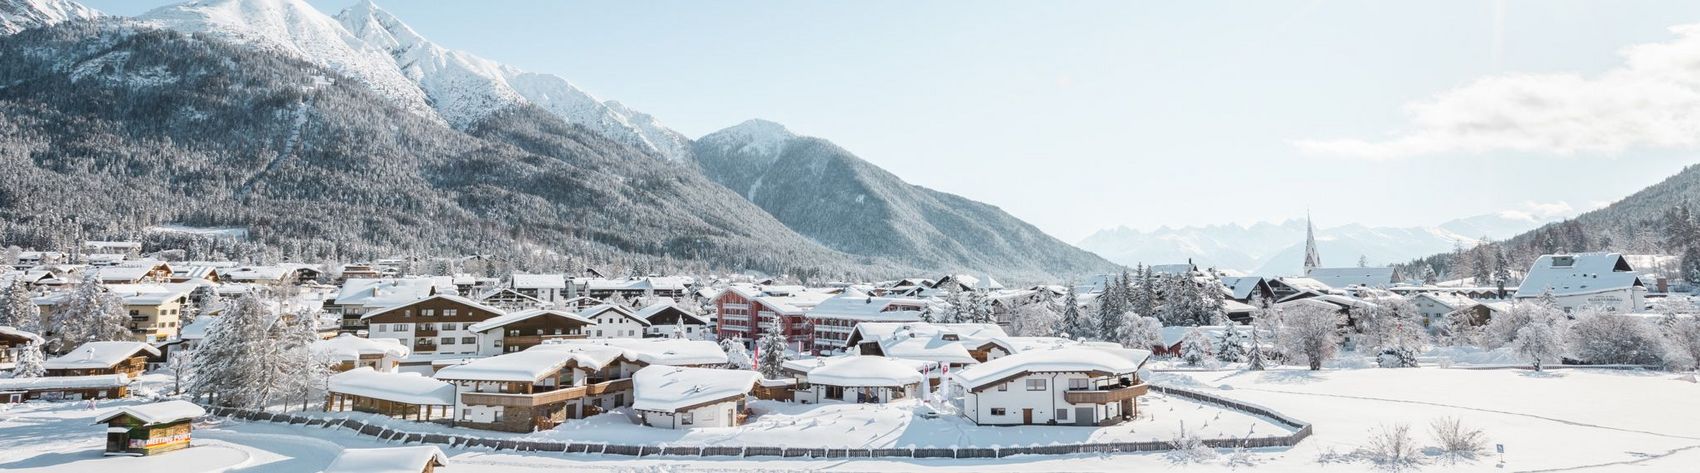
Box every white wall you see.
[959,372,1118,426]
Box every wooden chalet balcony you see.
[415,327,439,337]
[1063,383,1149,404]
[459,378,633,408]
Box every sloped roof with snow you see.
[334,278,437,307]
[466,308,594,332]
[631,365,759,412]
[217,265,293,281]
[806,295,928,322]
[314,333,410,360]
[792,355,924,387]
[432,344,616,383]
[0,326,43,344]
[105,283,198,306]
[360,294,505,320]
[329,367,454,405]
[1306,267,1396,288]
[93,400,204,425]
[635,301,708,325]
[577,303,651,326]
[547,338,729,366]
[1515,253,1644,298]
[878,335,980,365]
[1219,276,1267,300]
[1274,277,1333,292]
[324,446,448,473]
[44,341,159,369]
[951,345,1149,392]
[511,273,566,289]
[0,374,128,391]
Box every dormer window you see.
[1551,256,1575,268]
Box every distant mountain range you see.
[0,0,1117,281]
[1077,212,1571,276]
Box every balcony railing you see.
[459,378,633,408]
[1062,383,1149,404]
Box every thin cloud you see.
[1296,23,1700,160]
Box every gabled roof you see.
[105,283,198,306]
[1219,276,1270,300]
[334,278,437,307]
[433,344,624,383]
[44,341,160,369]
[329,367,454,406]
[0,325,44,344]
[877,335,980,365]
[324,447,448,473]
[467,308,594,332]
[93,400,204,425]
[314,333,410,360]
[511,273,567,290]
[787,355,924,387]
[0,374,128,391]
[632,366,759,412]
[360,294,506,320]
[805,295,928,321]
[634,301,709,325]
[578,303,653,326]
[951,345,1150,392]
[1515,253,1644,298]
[1305,267,1396,289]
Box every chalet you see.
[1219,276,1275,303]
[467,308,594,355]
[1516,253,1646,313]
[313,334,411,372]
[330,278,441,333]
[95,400,204,456]
[474,287,546,311]
[636,301,710,339]
[362,294,507,356]
[949,346,1150,426]
[803,295,927,354]
[844,322,1011,362]
[631,366,759,429]
[579,304,650,339]
[107,283,197,342]
[713,285,832,351]
[15,251,66,268]
[579,276,690,300]
[932,274,1003,293]
[0,374,130,403]
[0,325,43,364]
[96,262,173,284]
[1306,267,1397,289]
[44,341,159,378]
[325,367,456,421]
[1268,277,1332,301]
[324,446,449,473]
[1411,293,1493,329]
[782,355,925,404]
[510,273,567,303]
[217,265,319,285]
[433,339,728,432]
[338,263,384,281]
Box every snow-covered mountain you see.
[694,119,1120,280]
[0,0,98,35]
[1078,213,1568,276]
[138,0,692,160]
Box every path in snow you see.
[1233,386,1700,441]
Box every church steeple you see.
[1303,212,1321,274]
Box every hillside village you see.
[3,220,1700,471]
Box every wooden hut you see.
[93,400,205,456]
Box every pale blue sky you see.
[87,0,1700,241]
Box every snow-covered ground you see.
[3,367,1697,472]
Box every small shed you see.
[44,341,160,378]
[0,374,130,403]
[324,446,449,473]
[93,400,205,456]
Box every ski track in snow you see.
[1234,386,1700,442]
[1518,443,1700,473]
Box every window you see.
[1026,379,1047,391]
[462,337,476,344]
[422,309,435,316]
[997,383,1007,392]
[394,324,407,331]
[444,309,458,316]
[1069,379,1090,391]
[1057,409,1068,420]
[681,412,694,426]
[991,408,1007,416]
[441,337,455,345]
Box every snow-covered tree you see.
[189,292,283,407]
[0,279,41,334]
[189,289,223,327]
[1664,316,1700,371]
[1482,293,1564,348]
[11,342,45,378]
[1363,299,1425,368]
[1010,298,1061,337]
[1567,310,1663,366]
[1095,274,1127,341]
[1246,324,1269,371]
[1214,324,1246,363]
[1278,304,1345,370]
[1058,285,1091,340]
[50,273,131,351]
[1513,322,1562,372]
[166,350,194,396]
[279,308,333,411]
[721,338,754,370]
[1179,327,1210,366]
[1120,313,1163,351]
[756,333,789,379]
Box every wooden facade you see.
[46,355,149,379]
[324,392,453,421]
[101,415,192,456]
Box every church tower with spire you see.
[1303,213,1321,274]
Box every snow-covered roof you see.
[313,333,410,360]
[1222,299,1257,314]
[631,365,759,412]
[360,294,506,320]
[548,338,729,366]
[1274,277,1333,292]
[634,301,708,325]
[334,278,438,307]
[105,283,198,306]
[577,303,651,326]
[0,374,129,391]
[93,400,204,425]
[850,322,1008,347]
[178,316,218,341]
[791,355,923,387]
[433,342,631,383]
[511,273,566,290]
[466,308,594,333]
[44,341,160,369]
[329,367,455,405]
[1412,292,1481,311]
[94,266,157,283]
[0,326,44,344]
[1149,264,1198,276]
[1159,325,1229,347]
[878,335,980,365]
[1277,293,1380,312]
[1305,267,1396,289]
[1219,276,1267,300]
[951,345,1149,392]
[1515,253,1644,298]
[323,446,448,473]
[582,276,690,292]
[217,265,293,281]
[805,295,928,321]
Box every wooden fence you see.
[203,385,1311,458]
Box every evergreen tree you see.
[1246,324,1268,371]
[756,333,789,379]
[189,292,282,407]
[1179,327,1210,366]
[1059,284,1089,339]
[1129,265,1155,321]
[1094,279,1124,342]
[721,338,754,369]
[1,279,41,334]
[1214,325,1246,363]
[12,342,45,377]
[51,273,131,351]
[1683,245,1700,285]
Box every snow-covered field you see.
[3,367,1697,472]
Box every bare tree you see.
[1278,304,1344,370]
